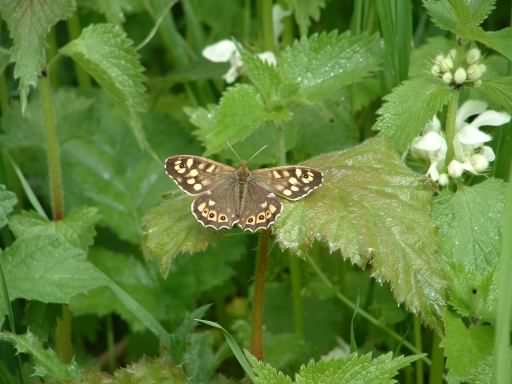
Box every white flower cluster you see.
[411,100,510,186]
[431,48,486,87]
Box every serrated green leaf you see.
[247,352,293,384]
[77,0,141,24]
[143,193,220,277]
[475,77,512,121]
[9,207,99,251]
[0,233,107,318]
[0,184,17,228]
[409,36,452,78]
[442,311,497,384]
[286,0,326,36]
[279,32,381,101]
[193,84,269,155]
[423,0,495,31]
[450,0,496,27]
[478,27,512,62]
[0,0,76,111]
[60,23,149,148]
[295,352,420,384]
[433,179,505,321]
[275,138,446,327]
[0,330,80,380]
[374,77,454,153]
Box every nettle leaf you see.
[0,184,17,228]
[0,234,107,318]
[0,331,80,380]
[60,23,148,147]
[423,0,495,32]
[374,77,454,153]
[279,32,381,101]
[9,207,99,251]
[409,36,452,78]
[78,0,143,24]
[433,179,505,321]
[143,193,220,277]
[476,77,512,116]
[247,353,293,384]
[442,311,497,384]
[191,84,270,155]
[286,0,326,37]
[274,138,446,327]
[0,0,76,112]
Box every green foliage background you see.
[0,0,511,383]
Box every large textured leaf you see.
[0,0,76,111]
[0,234,107,318]
[423,0,495,31]
[286,0,326,36]
[279,32,381,101]
[374,77,454,153]
[274,138,446,327]
[442,311,497,384]
[433,179,505,321]
[0,184,17,228]
[60,23,148,147]
[0,331,80,380]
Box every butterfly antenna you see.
[227,141,242,162]
[247,145,268,163]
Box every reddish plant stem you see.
[250,230,270,360]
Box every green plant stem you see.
[289,254,304,338]
[47,28,59,87]
[55,306,73,364]
[0,74,8,112]
[261,0,275,52]
[243,0,251,43]
[308,255,431,365]
[0,263,24,384]
[250,230,270,360]
[66,13,91,89]
[428,333,444,384]
[106,315,116,372]
[444,92,460,164]
[414,316,424,384]
[495,165,512,384]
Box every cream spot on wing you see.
[202,179,211,186]
[283,189,292,196]
[198,163,206,170]
[269,204,278,213]
[208,210,217,221]
[246,216,255,224]
[187,178,196,185]
[304,186,311,191]
[202,207,209,217]
[176,177,183,183]
[289,177,298,185]
[275,185,284,191]
[267,192,276,198]
[175,160,182,165]
[187,169,199,177]
[265,209,272,218]
[175,166,187,174]
[260,201,268,208]
[291,185,299,192]
[218,214,228,222]
[256,213,266,223]
[282,170,290,177]
[193,183,203,191]
[295,168,302,177]
[206,164,216,173]
[197,202,206,211]
[208,200,216,206]
[272,171,281,178]
[186,158,194,168]
[301,177,311,184]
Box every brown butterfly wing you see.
[237,180,282,232]
[165,155,235,196]
[252,166,323,201]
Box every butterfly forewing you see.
[165,155,235,195]
[252,166,323,201]
[238,181,282,232]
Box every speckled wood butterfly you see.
[165,155,323,232]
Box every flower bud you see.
[438,173,449,186]
[471,153,489,172]
[440,57,454,72]
[448,160,465,178]
[449,49,457,59]
[466,48,481,64]
[431,64,441,76]
[474,80,482,87]
[454,67,467,84]
[442,72,453,84]
[478,64,487,74]
[434,54,444,65]
[467,64,481,80]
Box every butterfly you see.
[164,155,323,232]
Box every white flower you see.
[411,116,447,182]
[202,40,277,83]
[448,160,465,178]
[272,4,291,44]
[442,72,453,84]
[438,173,449,186]
[454,67,467,84]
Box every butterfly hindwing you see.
[165,155,235,196]
[252,166,323,201]
[191,178,240,230]
[238,181,283,232]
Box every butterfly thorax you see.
[237,161,251,184]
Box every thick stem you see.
[107,315,116,372]
[250,230,270,360]
[66,13,91,89]
[428,333,444,384]
[444,92,460,165]
[414,316,424,384]
[54,306,73,363]
[261,0,275,52]
[289,254,304,338]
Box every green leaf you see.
[279,32,381,101]
[433,179,505,321]
[0,0,76,111]
[294,353,420,384]
[408,36,452,78]
[478,27,512,62]
[423,0,495,32]
[0,331,80,380]
[374,77,454,153]
[143,193,220,277]
[247,352,292,384]
[9,207,99,251]
[441,311,497,384]
[60,23,148,148]
[77,0,142,24]
[0,233,107,318]
[286,0,326,36]
[0,47,10,74]
[275,138,446,327]
[0,184,17,228]
[191,84,269,155]
[476,77,512,112]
